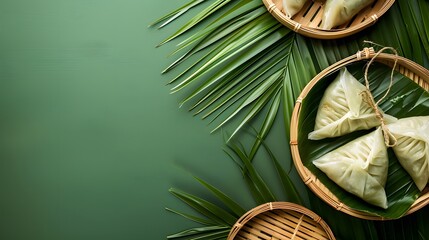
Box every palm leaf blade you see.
[169,188,238,226]
[210,69,282,134]
[194,40,290,117]
[248,89,282,159]
[194,176,246,217]
[177,26,288,106]
[166,207,217,226]
[149,0,206,28]
[167,226,230,239]
[158,0,234,46]
[171,15,283,93]
[227,142,277,202]
[164,6,267,73]
[262,141,304,205]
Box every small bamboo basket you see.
[227,202,336,240]
[290,47,429,220]
[262,0,395,39]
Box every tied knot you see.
[361,90,397,147]
[361,42,399,147]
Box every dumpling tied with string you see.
[321,0,375,29]
[313,128,389,208]
[308,67,396,140]
[387,116,429,191]
[283,0,308,17]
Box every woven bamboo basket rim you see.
[227,202,336,240]
[262,0,395,39]
[290,47,429,220]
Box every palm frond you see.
[211,70,282,139]
[194,176,246,217]
[149,0,206,29]
[163,0,266,73]
[167,226,230,239]
[167,134,304,239]
[248,89,281,160]
[169,188,237,226]
[166,207,217,226]
[170,14,284,93]
[157,0,234,46]
[260,140,303,205]
[225,139,278,203]
[281,35,319,137]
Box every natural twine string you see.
[359,42,398,147]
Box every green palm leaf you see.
[282,35,318,137]
[195,39,289,119]
[169,188,237,226]
[248,89,281,159]
[167,135,304,239]
[170,13,284,94]
[166,207,217,226]
[167,226,230,239]
[163,5,266,73]
[149,0,206,29]
[226,140,277,203]
[194,176,246,217]
[157,0,234,46]
[260,140,303,205]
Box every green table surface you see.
[1,1,281,239]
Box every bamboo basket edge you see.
[227,202,336,239]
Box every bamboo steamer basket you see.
[290,47,429,220]
[262,0,395,39]
[227,202,336,240]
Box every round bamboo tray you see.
[290,47,429,220]
[227,202,336,240]
[262,0,395,39]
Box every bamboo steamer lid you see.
[263,0,395,39]
[228,202,336,240]
[290,47,429,220]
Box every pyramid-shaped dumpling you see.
[309,67,396,140]
[282,0,308,18]
[313,128,389,208]
[321,0,375,30]
[387,116,429,191]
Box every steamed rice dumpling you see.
[321,0,375,29]
[387,116,429,191]
[313,128,389,208]
[283,0,308,18]
[308,67,396,140]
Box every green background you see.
[0,1,274,239]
